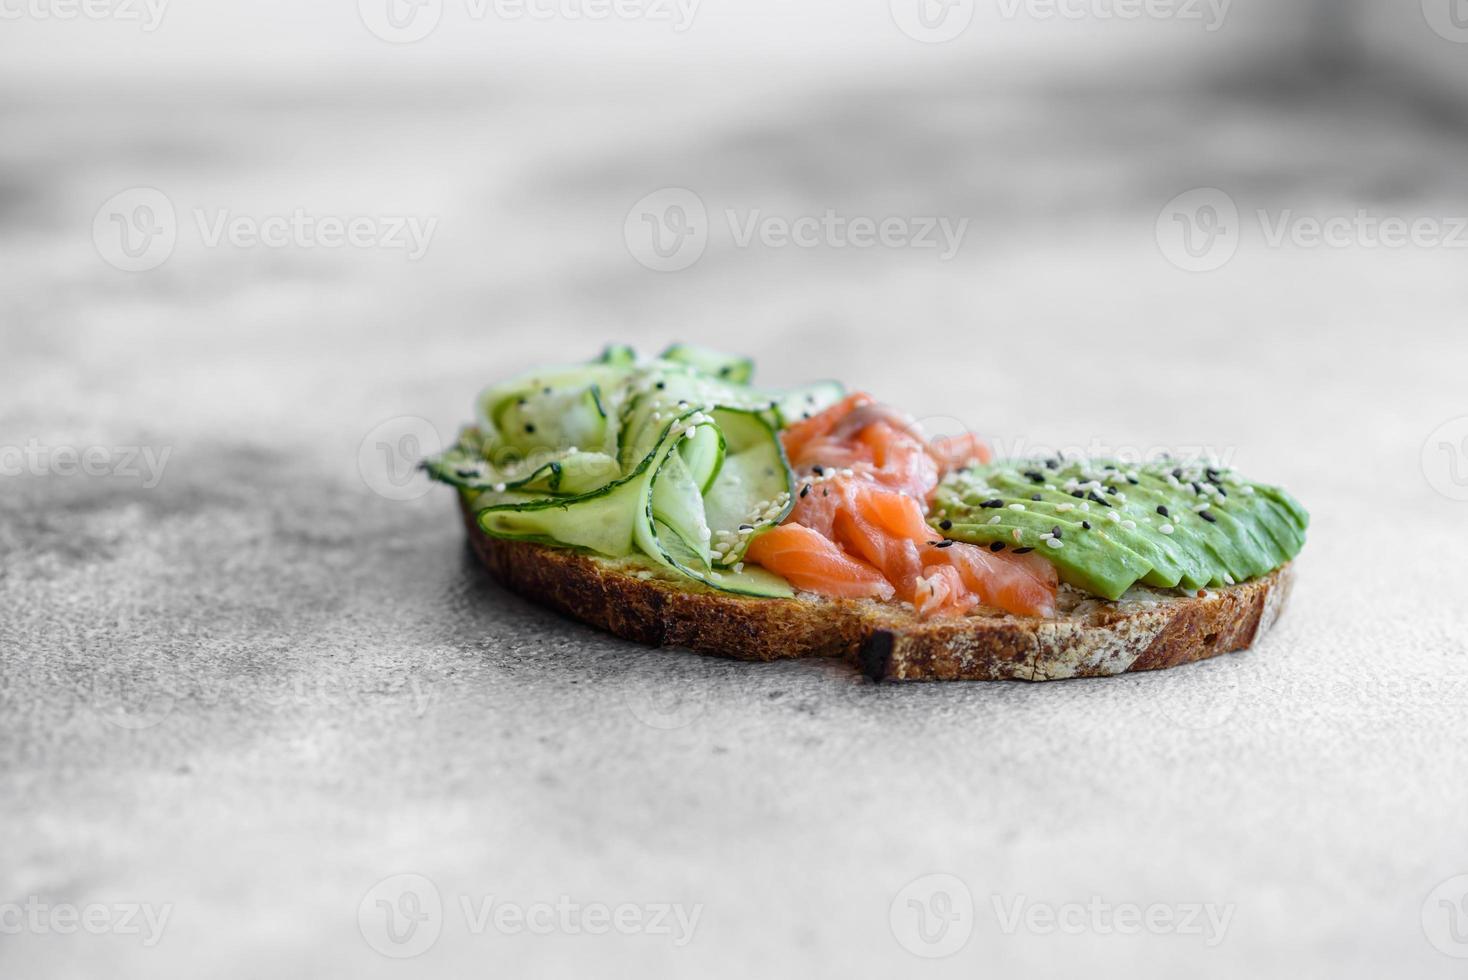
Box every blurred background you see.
[4,2,1468,978]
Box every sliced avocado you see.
[932,457,1308,601]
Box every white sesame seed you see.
[1008,503,1026,511]
[1056,503,1074,513]
[1159,523,1174,535]
[987,516,1003,525]
[1121,520,1137,530]
[1107,511,1121,523]
[1045,538,1063,549]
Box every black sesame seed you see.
[738,524,753,531]
[822,488,829,497]
[1013,547,1034,554]
[939,519,953,530]
[1024,470,1044,483]
[1105,485,1118,494]
[1081,521,1092,530]
[1045,458,1059,470]
[456,468,478,479]
[1192,481,1205,495]
[1215,484,1228,497]
[981,499,1004,509]
[524,423,536,434]
[655,381,666,390]
[1200,510,1218,523]
[989,542,1005,552]
[1070,490,1085,499]
[1030,494,1043,501]
[1127,476,1139,485]
[1087,490,1111,507]
[812,465,825,476]
[934,540,954,549]
[1050,525,1062,539]
[1171,467,1183,479]
[799,484,810,498]
[1157,505,1170,518]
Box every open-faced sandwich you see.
[425,345,1307,681]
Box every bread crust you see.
[458,497,1293,681]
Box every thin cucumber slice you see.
[659,343,755,384]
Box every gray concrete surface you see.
[4,67,1468,979]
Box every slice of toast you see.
[458,497,1294,681]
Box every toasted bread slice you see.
[458,498,1293,681]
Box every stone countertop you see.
[3,72,1467,979]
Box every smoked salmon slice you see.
[756,392,1058,619]
[744,524,896,601]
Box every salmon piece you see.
[914,563,978,618]
[758,392,1058,619]
[832,504,926,602]
[854,483,938,544]
[744,524,895,601]
[780,393,873,466]
[926,541,1058,618]
[929,432,993,469]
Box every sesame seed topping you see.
[989,542,1005,552]
[934,540,954,549]
[1157,505,1170,518]
[939,519,953,530]
[1159,523,1174,534]
[1008,503,1026,511]
[1081,520,1091,530]
[1200,510,1217,523]
[1013,547,1034,554]
[1045,538,1063,549]
[981,499,1004,509]
[988,516,1003,525]
[800,484,811,498]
